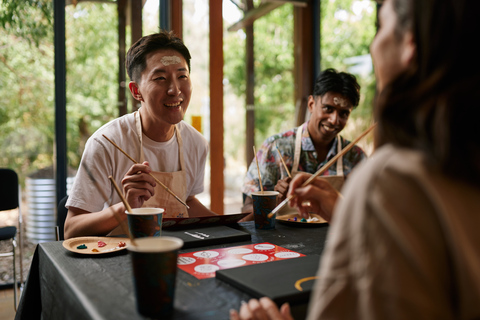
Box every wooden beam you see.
[227,2,282,31]
[245,0,255,167]
[171,0,182,37]
[118,0,127,116]
[130,0,142,111]
[265,0,307,7]
[293,4,314,126]
[209,0,224,214]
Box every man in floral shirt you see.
[242,69,367,220]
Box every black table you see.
[15,221,329,320]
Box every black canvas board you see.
[216,255,321,305]
[162,225,251,249]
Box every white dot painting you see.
[194,264,220,273]
[274,252,301,259]
[242,254,269,262]
[217,259,246,268]
[254,244,275,250]
[228,248,253,255]
[193,251,220,259]
[177,257,196,265]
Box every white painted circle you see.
[177,257,196,265]
[217,259,247,268]
[193,251,220,259]
[274,252,301,259]
[242,253,269,261]
[254,244,275,250]
[228,248,253,255]
[194,264,220,273]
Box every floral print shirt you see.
[242,122,367,197]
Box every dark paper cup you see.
[252,191,279,230]
[128,236,184,318]
[126,208,164,239]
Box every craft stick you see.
[109,175,132,213]
[102,134,190,210]
[81,162,133,243]
[253,146,264,192]
[108,176,136,244]
[274,143,291,178]
[268,123,377,218]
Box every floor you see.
[0,287,17,320]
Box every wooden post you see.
[118,0,127,116]
[130,0,143,111]
[293,3,315,126]
[209,0,224,213]
[245,0,255,167]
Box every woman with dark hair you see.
[231,0,480,318]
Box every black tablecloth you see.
[15,221,329,320]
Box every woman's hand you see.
[287,172,340,222]
[230,297,293,320]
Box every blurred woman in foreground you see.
[231,0,480,318]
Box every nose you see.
[328,111,339,125]
[167,80,181,96]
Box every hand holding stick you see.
[268,123,377,218]
[102,134,190,210]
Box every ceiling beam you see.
[227,2,282,31]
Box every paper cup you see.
[126,207,164,238]
[252,191,279,230]
[129,236,184,318]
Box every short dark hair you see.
[126,30,192,83]
[313,68,361,108]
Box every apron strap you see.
[336,136,344,177]
[291,125,303,176]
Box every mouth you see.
[321,124,338,133]
[164,101,182,109]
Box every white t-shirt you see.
[66,112,208,213]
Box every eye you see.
[154,76,166,81]
[340,111,350,118]
[322,106,333,113]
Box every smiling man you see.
[242,68,367,218]
[64,31,216,239]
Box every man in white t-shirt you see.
[64,31,216,239]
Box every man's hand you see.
[287,172,340,222]
[274,177,292,202]
[230,297,293,320]
[121,161,156,208]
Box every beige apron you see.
[135,111,189,218]
[278,126,345,215]
[108,112,189,236]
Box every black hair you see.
[313,68,361,108]
[375,0,480,187]
[126,30,191,83]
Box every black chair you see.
[57,195,68,241]
[0,168,23,310]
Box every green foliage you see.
[0,1,119,182]
[65,3,119,167]
[0,0,53,47]
[224,0,377,151]
[224,4,295,148]
[320,0,377,129]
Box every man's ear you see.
[401,31,416,68]
[307,95,316,113]
[128,81,143,101]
